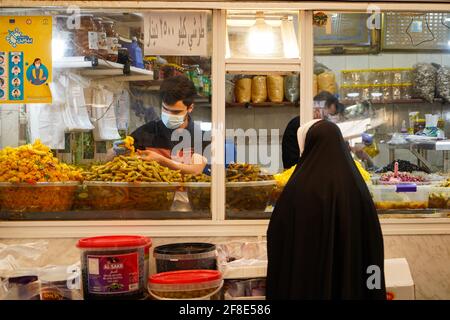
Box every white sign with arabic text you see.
[144,12,207,56]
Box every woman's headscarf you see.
[267,120,386,300]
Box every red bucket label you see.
[87,252,139,294]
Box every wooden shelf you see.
[226,101,299,108]
[342,98,445,106]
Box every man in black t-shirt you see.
[107,76,208,175]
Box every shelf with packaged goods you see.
[53,56,154,81]
[341,98,445,106]
[226,101,299,108]
[225,58,301,74]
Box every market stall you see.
[0,0,450,300]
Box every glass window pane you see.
[313,11,450,218]
[227,10,299,59]
[0,8,213,221]
[225,9,301,220]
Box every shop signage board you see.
[0,16,52,104]
[143,12,208,56]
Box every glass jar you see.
[93,17,108,59]
[73,14,98,56]
[401,70,413,84]
[379,71,393,85]
[370,86,383,102]
[381,85,392,102]
[401,85,413,100]
[392,85,402,100]
[361,86,370,100]
[392,70,402,85]
[104,20,119,62]
[342,86,362,102]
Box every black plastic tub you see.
[153,243,217,273]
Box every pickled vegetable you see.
[251,76,267,103]
[122,136,135,156]
[151,287,218,299]
[226,163,273,182]
[83,156,183,183]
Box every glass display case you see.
[0,4,448,237]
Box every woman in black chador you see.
[267,120,386,300]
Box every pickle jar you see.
[93,17,108,59]
[73,14,98,57]
[104,20,119,62]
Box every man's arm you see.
[138,150,207,175]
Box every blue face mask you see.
[161,110,186,129]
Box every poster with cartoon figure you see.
[0,16,52,104]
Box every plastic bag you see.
[27,104,66,149]
[225,75,235,103]
[412,63,436,102]
[251,76,267,103]
[317,71,336,94]
[436,66,450,102]
[92,87,121,141]
[267,75,284,103]
[234,78,252,103]
[284,74,300,102]
[313,74,318,96]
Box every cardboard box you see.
[385,258,415,300]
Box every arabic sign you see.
[0,16,52,104]
[144,12,208,56]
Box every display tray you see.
[377,209,449,218]
[226,211,273,220]
[0,210,211,221]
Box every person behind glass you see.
[107,75,207,175]
[282,91,345,169]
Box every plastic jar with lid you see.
[77,235,152,300]
[73,14,98,56]
[104,20,119,62]
[93,17,108,58]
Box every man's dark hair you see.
[314,90,345,114]
[159,75,197,107]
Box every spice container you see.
[73,14,98,57]
[93,17,108,59]
[154,242,217,273]
[0,182,79,213]
[77,235,152,300]
[148,270,223,300]
[104,20,119,62]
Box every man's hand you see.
[112,140,130,156]
[137,149,164,162]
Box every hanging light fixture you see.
[247,11,275,56]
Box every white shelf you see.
[53,56,154,81]
[225,58,301,73]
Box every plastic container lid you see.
[154,242,215,255]
[77,235,152,249]
[148,270,222,292]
